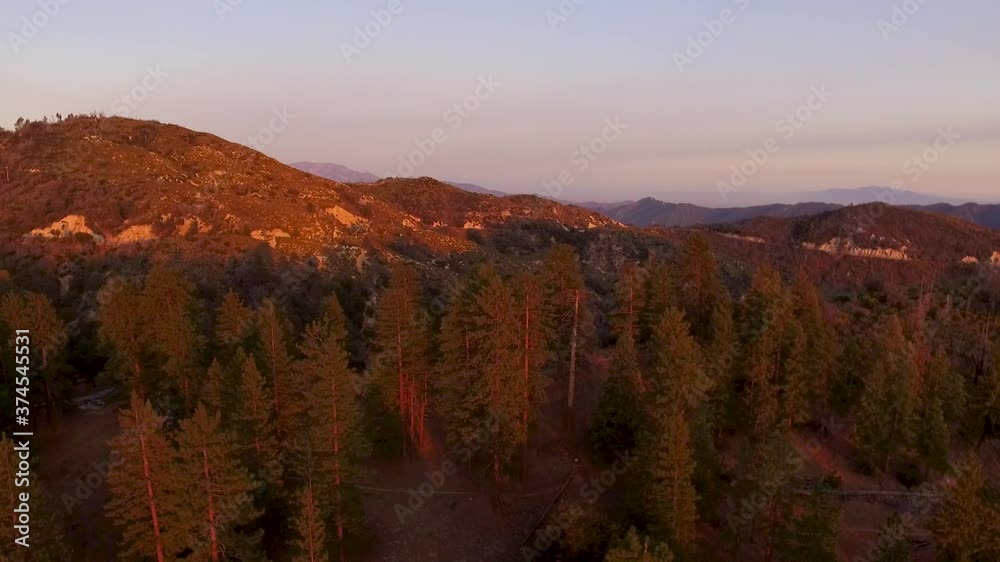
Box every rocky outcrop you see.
[251,228,291,248]
[114,225,157,244]
[27,215,105,242]
[803,238,909,261]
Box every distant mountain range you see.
[290,162,380,183]
[290,162,506,197]
[288,162,999,230]
[589,198,1000,230]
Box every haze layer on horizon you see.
[2,0,998,203]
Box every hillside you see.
[916,202,1000,229]
[290,161,379,183]
[0,117,615,260]
[594,196,1000,231]
[599,198,840,227]
[709,203,1000,266]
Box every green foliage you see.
[371,264,434,452]
[291,486,328,562]
[299,301,371,549]
[174,405,262,560]
[235,356,283,490]
[776,482,840,562]
[642,406,699,554]
[106,393,180,560]
[604,526,674,561]
[142,266,201,403]
[255,299,298,438]
[929,454,1000,561]
[855,315,918,473]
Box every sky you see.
[2,0,999,204]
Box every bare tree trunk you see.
[521,298,532,479]
[201,448,220,562]
[330,362,347,562]
[139,429,166,562]
[566,290,580,431]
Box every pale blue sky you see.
[2,0,998,202]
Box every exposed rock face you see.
[720,233,765,244]
[27,215,105,242]
[803,238,909,261]
[962,256,979,264]
[251,228,291,248]
[992,251,1000,265]
[114,225,156,244]
[325,206,368,227]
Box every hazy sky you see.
[3,0,998,203]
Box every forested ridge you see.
[1,232,999,561]
[1,117,999,561]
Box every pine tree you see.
[611,262,646,347]
[916,393,950,476]
[216,290,253,352]
[643,407,699,553]
[737,267,789,441]
[174,405,262,561]
[929,454,1000,561]
[440,266,527,493]
[256,299,298,439]
[142,266,201,402]
[776,482,840,562]
[855,315,917,473]
[541,244,589,428]
[642,256,676,344]
[299,302,370,561]
[202,359,226,415]
[513,271,551,469]
[106,393,179,562]
[743,431,798,560]
[780,325,811,427]
[291,486,328,562]
[591,329,645,462]
[372,264,432,453]
[97,278,148,391]
[925,349,965,427]
[0,291,66,422]
[0,433,68,561]
[234,355,282,490]
[677,233,729,347]
[437,265,491,438]
[604,526,674,561]
[648,308,708,412]
[790,272,837,413]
